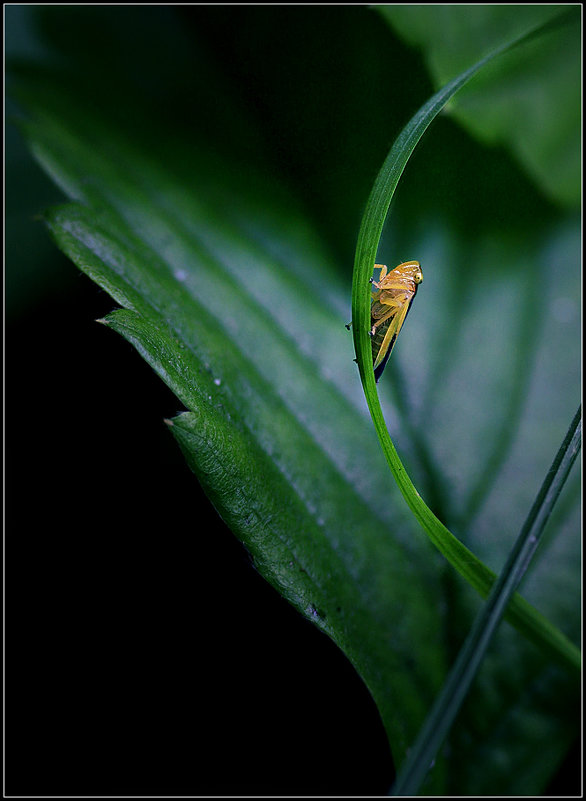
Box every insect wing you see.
[372,317,398,382]
[371,286,418,382]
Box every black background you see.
[7,274,393,796]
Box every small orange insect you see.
[369,261,423,382]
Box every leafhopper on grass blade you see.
[369,260,422,382]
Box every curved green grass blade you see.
[391,406,582,795]
[351,10,581,673]
[379,5,581,207]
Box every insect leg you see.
[371,295,403,325]
[369,302,400,336]
[374,263,388,280]
[375,293,413,359]
[371,263,388,288]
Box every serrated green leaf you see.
[33,148,450,779]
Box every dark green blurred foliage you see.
[7,5,436,313]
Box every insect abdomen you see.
[371,319,397,382]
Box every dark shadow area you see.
[6,275,393,796]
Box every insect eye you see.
[415,271,423,284]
